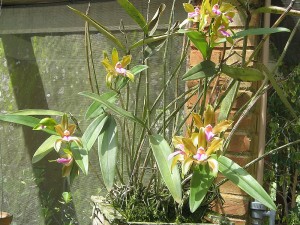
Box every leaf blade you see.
[149,134,182,203]
[79,91,146,128]
[216,155,276,210]
[189,164,215,212]
[233,27,290,39]
[82,114,108,152]
[117,0,148,34]
[68,6,126,52]
[32,135,59,163]
[98,115,118,191]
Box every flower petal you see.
[208,158,218,177]
[121,55,132,68]
[182,157,194,175]
[111,48,119,66]
[206,137,223,156]
[182,137,197,155]
[54,139,62,152]
[213,120,233,134]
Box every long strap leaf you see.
[79,91,147,128]
[149,134,182,203]
[68,6,126,52]
[216,155,276,210]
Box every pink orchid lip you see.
[56,157,72,165]
[168,150,185,161]
[205,124,215,141]
[188,7,200,18]
[115,62,127,75]
[218,26,231,37]
[193,153,208,161]
[212,4,221,15]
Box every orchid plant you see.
[1,0,296,222]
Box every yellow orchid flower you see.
[54,114,82,152]
[102,48,134,87]
[169,105,233,176]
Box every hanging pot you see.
[0,212,13,225]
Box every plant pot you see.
[0,212,13,225]
[91,196,225,225]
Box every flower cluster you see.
[169,105,232,177]
[35,114,82,177]
[182,0,235,44]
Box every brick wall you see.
[188,1,262,224]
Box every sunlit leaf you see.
[79,91,146,128]
[71,143,89,175]
[32,135,59,163]
[149,134,182,203]
[189,164,215,212]
[183,60,216,80]
[85,91,117,120]
[147,3,166,36]
[216,155,276,210]
[68,6,126,52]
[82,114,108,152]
[117,0,148,34]
[233,27,290,39]
[129,33,178,50]
[98,115,118,191]
[221,64,264,81]
[218,81,238,122]
[0,114,56,135]
[10,109,64,116]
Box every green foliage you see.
[149,134,182,203]
[110,184,215,223]
[266,65,300,223]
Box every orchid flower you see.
[169,105,233,176]
[54,114,82,152]
[102,48,134,87]
[53,152,74,177]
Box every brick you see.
[227,134,251,153]
[212,193,250,217]
[215,176,247,196]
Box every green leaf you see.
[0,114,56,135]
[263,65,298,120]
[32,135,59,163]
[71,144,89,175]
[183,60,216,81]
[254,6,300,17]
[98,115,118,191]
[117,0,148,34]
[189,164,215,213]
[130,65,148,75]
[82,114,108,152]
[220,64,265,82]
[85,91,117,120]
[10,109,64,116]
[129,33,178,50]
[62,192,72,204]
[68,6,126,52]
[216,155,276,210]
[149,134,182,203]
[218,81,239,122]
[233,27,290,39]
[185,31,208,59]
[79,91,146,128]
[147,3,166,36]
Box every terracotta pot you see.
[0,212,13,225]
